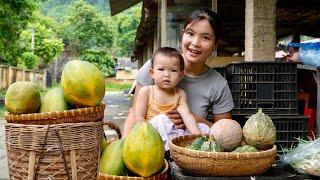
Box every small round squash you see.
[210,119,243,151]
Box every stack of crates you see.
[226,61,308,152]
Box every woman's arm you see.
[176,90,201,134]
[123,82,143,137]
[167,109,231,127]
[213,112,232,122]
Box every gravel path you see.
[0,91,132,179]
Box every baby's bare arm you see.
[134,86,149,123]
[176,89,201,134]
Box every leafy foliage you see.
[59,0,115,54]
[112,5,141,57]
[80,49,116,77]
[59,0,117,77]
[0,0,39,65]
[17,52,39,69]
[19,13,64,68]
[1,0,141,78]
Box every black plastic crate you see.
[227,61,298,115]
[271,115,308,152]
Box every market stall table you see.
[169,161,317,180]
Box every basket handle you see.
[103,121,122,139]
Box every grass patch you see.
[105,80,133,91]
[0,89,6,98]
[0,105,6,119]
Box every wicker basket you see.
[5,103,105,125]
[5,121,104,180]
[169,134,277,176]
[97,160,169,180]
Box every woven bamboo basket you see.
[5,121,105,180]
[4,101,120,180]
[5,103,105,125]
[169,134,277,177]
[97,160,169,180]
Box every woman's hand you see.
[167,109,186,129]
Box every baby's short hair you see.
[151,47,184,70]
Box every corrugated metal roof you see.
[109,0,142,16]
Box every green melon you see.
[187,136,207,150]
[123,122,165,177]
[233,145,258,152]
[200,136,223,152]
[40,87,69,113]
[5,81,41,114]
[61,60,105,107]
[243,108,276,150]
[99,138,129,176]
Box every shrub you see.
[18,52,39,69]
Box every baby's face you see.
[151,54,184,90]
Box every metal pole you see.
[160,0,167,47]
[31,28,35,52]
[316,69,320,136]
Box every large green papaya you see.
[40,87,69,113]
[99,138,129,176]
[123,122,165,177]
[61,60,105,107]
[5,81,41,114]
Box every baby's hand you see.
[167,109,186,129]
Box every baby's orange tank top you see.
[145,86,179,121]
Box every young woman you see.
[123,9,234,136]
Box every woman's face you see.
[182,19,216,64]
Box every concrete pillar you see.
[245,0,276,61]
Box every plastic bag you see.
[289,42,320,67]
[280,138,320,176]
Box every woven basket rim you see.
[5,103,105,121]
[5,120,102,127]
[169,134,277,159]
[98,159,169,179]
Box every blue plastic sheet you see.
[289,42,320,67]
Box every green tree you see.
[0,0,39,65]
[19,12,64,69]
[80,49,115,77]
[113,4,141,57]
[17,52,39,69]
[59,0,115,54]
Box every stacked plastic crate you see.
[226,61,308,152]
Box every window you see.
[165,0,212,50]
